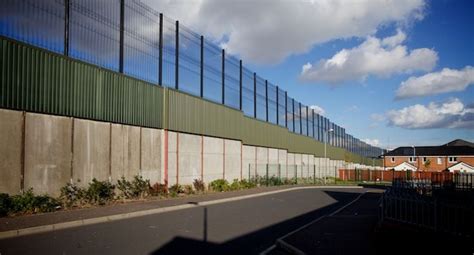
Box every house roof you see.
[383,139,474,157]
[448,162,474,172]
[442,139,474,147]
[393,162,417,171]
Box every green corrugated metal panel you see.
[166,88,242,140]
[0,37,163,128]
[0,36,379,165]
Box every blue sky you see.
[246,0,474,148]
[3,0,471,150]
[146,0,473,149]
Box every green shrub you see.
[193,179,206,192]
[150,183,168,196]
[9,189,59,214]
[182,185,194,195]
[0,193,11,217]
[60,183,86,208]
[117,176,150,199]
[169,184,184,197]
[86,179,115,205]
[209,179,229,192]
[239,179,256,189]
[230,179,242,191]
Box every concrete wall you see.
[202,136,224,184]
[287,153,296,179]
[0,109,23,194]
[0,108,376,196]
[110,124,140,182]
[177,133,201,185]
[72,119,110,187]
[278,149,287,179]
[242,145,257,179]
[167,131,178,186]
[224,139,242,182]
[24,113,72,197]
[256,147,268,176]
[140,128,162,184]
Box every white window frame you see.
[391,157,395,163]
[422,157,427,163]
[409,157,416,163]
[448,156,457,163]
[437,157,442,165]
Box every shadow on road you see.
[151,190,363,255]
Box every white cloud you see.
[396,66,474,99]
[143,0,426,64]
[300,30,438,84]
[310,105,325,116]
[386,98,474,129]
[363,138,380,146]
[371,113,386,122]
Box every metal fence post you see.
[278,164,281,184]
[239,60,242,110]
[253,72,257,118]
[222,49,225,104]
[64,0,70,56]
[266,164,269,186]
[119,0,124,73]
[175,20,179,90]
[265,80,268,122]
[248,164,251,181]
[200,35,204,97]
[158,13,163,86]
[313,165,316,185]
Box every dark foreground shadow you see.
[151,190,364,255]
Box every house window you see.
[409,157,417,163]
[422,157,427,163]
[437,157,442,165]
[391,157,395,163]
[448,157,457,163]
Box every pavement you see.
[0,186,371,255]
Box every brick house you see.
[382,139,474,172]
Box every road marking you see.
[0,185,362,240]
[260,191,368,255]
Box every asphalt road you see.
[0,188,367,255]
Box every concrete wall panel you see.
[110,124,140,182]
[256,147,268,176]
[0,109,23,194]
[242,145,256,179]
[24,113,72,196]
[224,139,241,182]
[140,128,162,184]
[178,133,201,185]
[72,119,110,187]
[278,149,287,179]
[203,136,224,184]
[167,131,178,186]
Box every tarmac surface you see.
[0,186,370,255]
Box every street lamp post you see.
[324,128,334,181]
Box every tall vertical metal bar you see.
[292,98,295,132]
[222,49,225,104]
[253,73,257,118]
[312,109,315,139]
[265,80,268,122]
[285,91,288,128]
[175,20,179,90]
[64,0,70,56]
[276,86,279,125]
[119,0,125,73]
[158,13,163,86]
[299,102,302,134]
[305,106,309,136]
[239,60,243,111]
[200,35,204,97]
